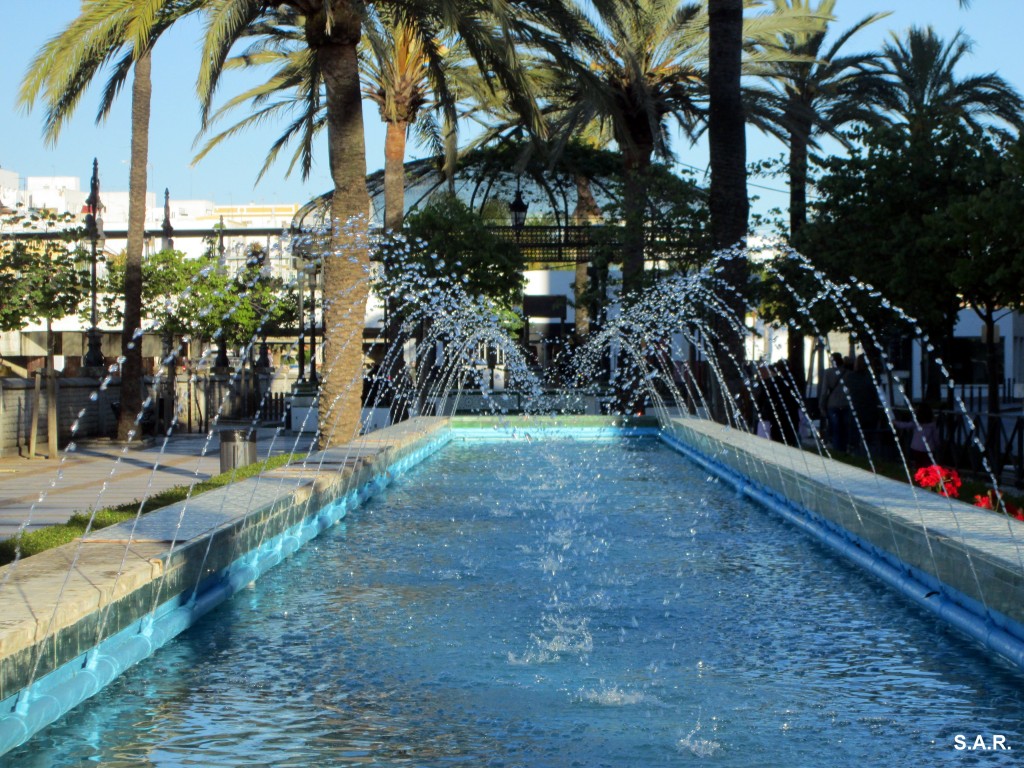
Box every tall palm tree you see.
[362,12,460,231]
[19,0,204,442]
[196,5,465,232]
[707,0,748,255]
[544,0,708,296]
[198,0,575,446]
[867,26,1024,138]
[536,0,825,297]
[758,0,888,239]
[706,0,747,420]
[702,0,823,417]
[752,0,887,393]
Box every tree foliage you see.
[378,193,525,313]
[101,247,296,352]
[0,211,87,333]
[800,122,1024,406]
[800,122,971,340]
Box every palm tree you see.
[866,26,1024,138]
[702,0,824,417]
[196,6,464,233]
[752,0,887,393]
[193,8,325,188]
[543,0,709,296]
[759,1,888,239]
[362,12,461,231]
[705,0,747,420]
[19,0,204,442]
[707,0,748,254]
[533,0,825,297]
[198,0,576,446]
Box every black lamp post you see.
[83,158,105,369]
[308,257,319,384]
[294,253,307,384]
[215,216,231,368]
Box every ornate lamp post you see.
[308,256,319,385]
[215,216,231,369]
[83,158,105,369]
[509,181,529,238]
[294,253,307,384]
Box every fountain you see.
[1,228,1023,761]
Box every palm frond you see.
[198,0,265,126]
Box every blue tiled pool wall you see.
[0,428,454,756]
[449,425,661,441]
[658,429,1024,670]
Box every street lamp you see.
[215,215,230,369]
[294,253,307,384]
[510,184,529,235]
[83,158,105,369]
[308,256,319,385]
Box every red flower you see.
[914,465,960,499]
[971,489,1024,519]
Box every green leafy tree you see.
[799,121,981,398]
[19,0,205,441]
[381,193,525,312]
[102,248,296,363]
[936,136,1024,416]
[802,25,1024,400]
[0,212,88,370]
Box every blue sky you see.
[2,0,1021,213]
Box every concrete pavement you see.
[0,428,317,540]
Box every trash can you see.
[219,429,257,473]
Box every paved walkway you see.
[0,429,315,540]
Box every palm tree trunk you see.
[572,173,600,339]
[787,123,811,395]
[382,119,410,416]
[117,50,151,442]
[708,0,749,252]
[708,0,749,420]
[788,126,810,241]
[384,120,408,231]
[621,145,652,297]
[315,6,371,448]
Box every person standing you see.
[846,354,880,454]
[819,352,851,451]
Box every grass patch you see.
[0,453,298,567]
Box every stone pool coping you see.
[663,416,1024,665]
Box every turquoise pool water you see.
[9,438,1024,766]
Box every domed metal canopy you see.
[291,145,703,231]
[289,145,708,263]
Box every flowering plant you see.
[913,465,961,498]
[973,490,1024,520]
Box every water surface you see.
[12,438,1024,766]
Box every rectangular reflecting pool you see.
[11,437,1024,766]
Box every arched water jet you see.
[4,220,1024,759]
